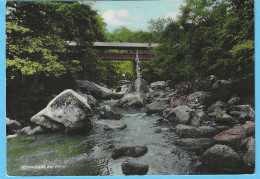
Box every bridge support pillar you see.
[135,49,141,78]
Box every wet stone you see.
[111,146,148,159]
[103,124,126,131]
[174,138,212,154]
[200,144,241,170]
[121,162,149,175]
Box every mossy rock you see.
[216,117,238,127]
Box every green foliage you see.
[6,1,106,89]
[140,0,254,93]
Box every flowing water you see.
[7,99,198,176]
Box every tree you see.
[140,0,254,97]
[6,1,106,91]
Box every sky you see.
[93,0,185,33]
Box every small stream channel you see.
[7,99,198,176]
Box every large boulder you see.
[111,146,148,159]
[213,121,255,149]
[31,89,92,133]
[100,105,122,120]
[243,139,255,169]
[146,98,169,114]
[121,162,149,175]
[117,78,148,108]
[200,144,241,170]
[174,138,212,154]
[165,105,194,124]
[76,91,98,108]
[227,105,255,122]
[76,80,123,100]
[117,93,145,108]
[176,124,219,138]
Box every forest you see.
[6,0,254,126]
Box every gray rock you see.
[208,101,238,126]
[100,105,122,120]
[166,105,194,124]
[121,162,149,175]
[196,126,219,138]
[175,124,196,137]
[243,139,255,168]
[200,144,241,169]
[6,117,21,131]
[76,80,121,100]
[111,146,148,159]
[187,91,211,106]
[228,97,241,105]
[146,98,169,114]
[117,78,148,108]
[115,80,133,94]
[174,138,212,152]
[103,124,126,131]
[76,91,99,108]
[86,94,98,107]
[208,101,227,112]
[28,126,44,135]
[189,115,201,127]
[31,89,92,133]
[150,81,166,90]
[228,105,255,122]
[19,126,33,135]
[162,108,172,118]
[117,93,145,108]
[197,111,210,121]
[6,134,19,141]
[176,124,219,138]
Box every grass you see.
[7,135,101,176]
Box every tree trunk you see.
[31,72,42,93]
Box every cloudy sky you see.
[93,0,185,32]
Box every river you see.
[7,99,198,176]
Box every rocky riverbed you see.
[6,75,255,176]
[7,99,197,176]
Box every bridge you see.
[66,41,159,79]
